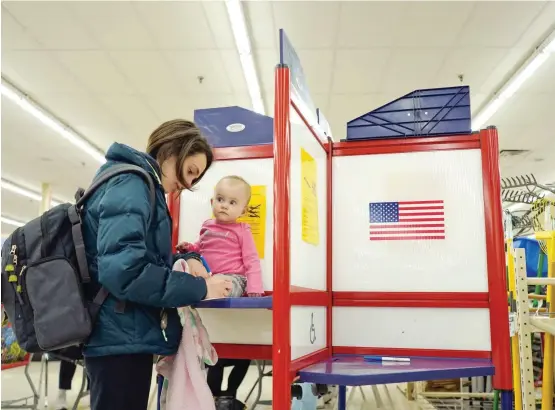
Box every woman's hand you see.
[186,258,210,279]
[205,276,232,299]
[247,293,263,298]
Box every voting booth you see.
[168,29,513,409]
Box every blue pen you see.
[199,255,211,275]
[364,355,411,362]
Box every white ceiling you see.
[2,0,555,236]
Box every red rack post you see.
[272,65,292,409]
[480,127,512,390]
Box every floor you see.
[1,361,419,409]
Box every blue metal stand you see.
[338,386,347,410]
[500,390,513,410]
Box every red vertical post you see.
[167,192,181,250]
[480,127,512,390]
[326,137,333,354]
[273,65,292,409]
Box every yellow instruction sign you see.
[301,148,319,245]
[237,185,267,259]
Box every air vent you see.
[500,149,530,158]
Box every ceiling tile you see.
[519,56,555,95]
[219,50,249,94]
[2,50,85,94]
[256,50,278,98]
[435,48,509,90]
[337,2,404,48]
[328,93,395,138]
[393,2,475,48]
[135,2,219,50]
[163,50,234,94]
[244,1,277,50]
[271,1,340,49]
[380,49,449,94]
[1,98,99,193]
[29,92,126,151]
[1,7,42,50]
[331,49,392,94]
[493,94,554,127]
[458,2,546,47]
[0,192,41,225]
[109,51,183,96]
[55,51,137,95]
[3,2,99,50]
[295,50,334,94]
[68,2,155,50]
[201,1,236,50]
[146,94,239,122]
[95,95,161,147]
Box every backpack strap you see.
[68,164,158,318]
[76,163,157,217]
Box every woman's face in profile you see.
[160,153,208,193]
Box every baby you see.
[178,176,264,297]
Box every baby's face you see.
[211,179,249,223]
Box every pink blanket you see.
[156,259,217,410]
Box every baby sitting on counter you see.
[177,175,264,297]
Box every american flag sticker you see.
[369,200,445,241]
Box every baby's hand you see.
[176,241,192,252]
[247,293,263,298]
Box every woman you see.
[81,120,232,410]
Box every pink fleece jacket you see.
[188,219,264,294]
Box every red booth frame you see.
[168,66,512,408]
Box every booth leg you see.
[338,386,347,410]
[499,390,513,410]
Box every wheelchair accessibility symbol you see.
[309,312,316,345]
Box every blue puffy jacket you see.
[81,143,208,357]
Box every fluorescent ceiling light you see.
[472,32,555,131]
[239,54,265,114]
[225,0,265,115]
[0,79,106,164]
[1,179,63,207]
[546,36,555,53]
[1,216,25,228]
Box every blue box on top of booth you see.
[194,106,273,148]
[345,86,471,141]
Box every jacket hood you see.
[104,143,162,183]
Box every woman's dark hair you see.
[146,119,213,190]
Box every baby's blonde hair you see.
[217,175,252,203]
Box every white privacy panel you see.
[332,149,488,292]
[179,158,274,291]
[333,307,491,351]
[289,108,327,291]
[198,309,272,345]
[290,306,327,360]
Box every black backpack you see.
[0,164,155,353]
